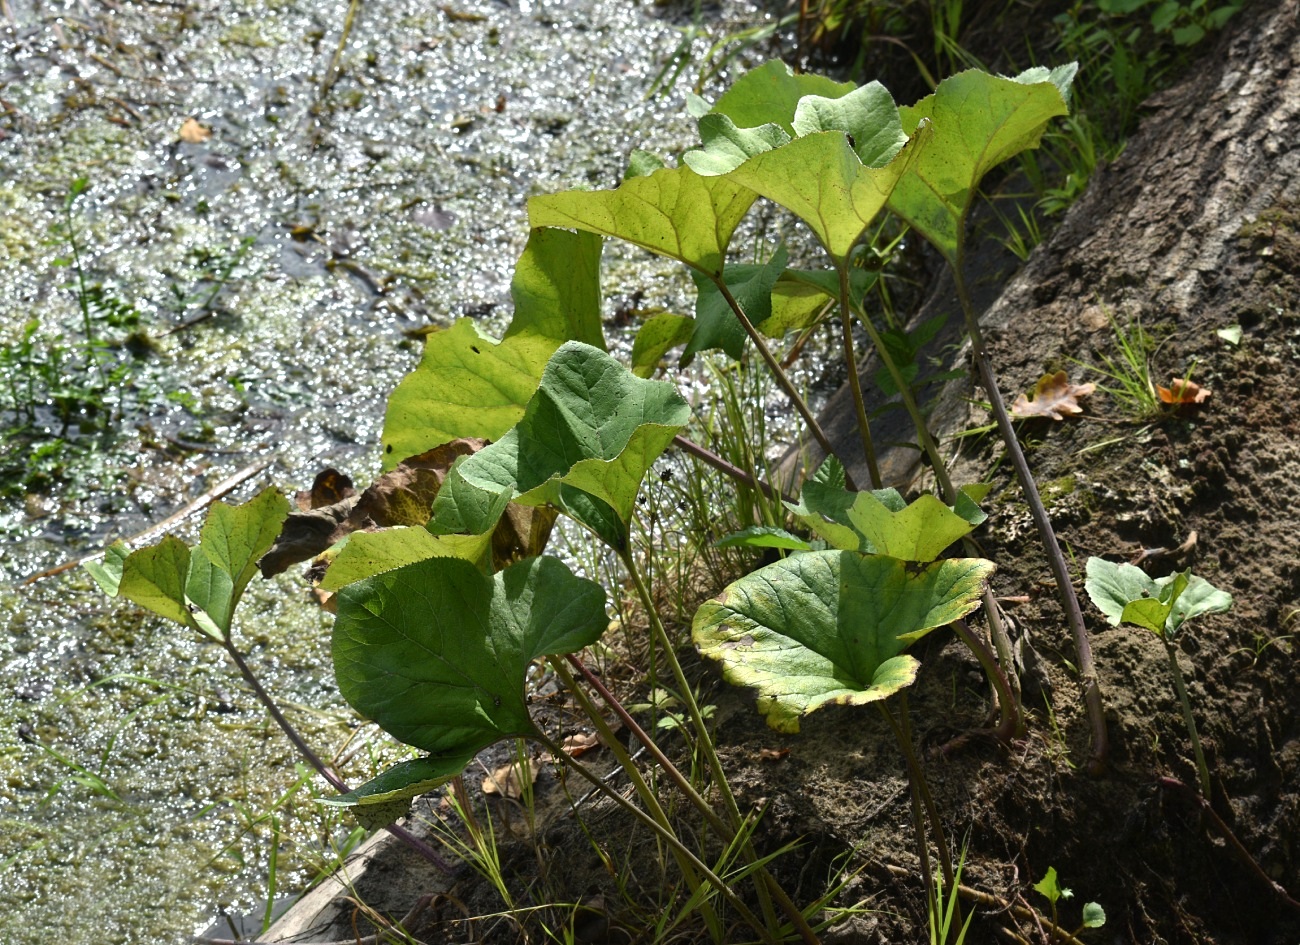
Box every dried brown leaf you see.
[1157,378,1211,405]
[179,117,211,143]
[481,758,538,799]
[1011,371,1096,421]
[560,732,602,758]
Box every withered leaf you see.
[296,468,355,511]
[1011,371,1096,421]
[259,438,558,578]
[758,747,790,762]
[481,757,538,799]
[559,732,602,758]
[179,117,211,143]
[1157,378,1211,405]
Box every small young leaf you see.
[83,541,129,596]
[1082,901,1107,928]
[1084,558,1233,637]
[1033,866,1067,904]
[693,551,994,732]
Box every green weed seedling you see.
[1033,866,1106,942]
[1084,557,1233,797]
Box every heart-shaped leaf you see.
[1084,557,1232,638]
[693,550,994,732]
[381,228,603,468]
[887,65,1077,265]
[785,457,986,561]
[528,164,756,278]
[429,342,691,526]
[333,553,607,764]
[725,130,921,265]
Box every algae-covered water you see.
[0,1,781,940]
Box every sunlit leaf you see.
[631,312,695,378]
[1084,557,1233,638]
[381,228,602,468]
[725,130,921,264]
[694,550,994,732]
[707,60,856,135]
[528,164,756,277]
[431,342,691,524]
[888,65,1077,264]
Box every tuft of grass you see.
[1073,308,1162,419]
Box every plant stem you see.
[1162,640,1212,799]
[950,250,1107,772]
[221,640,452,872]
[880,695,959,931]
[618,545,793,940]
[837,266,883,489]
[547,657,726,942]
[714,279,852,487]
[672,434,794,503]
[564,654,822,945]
[1156,776,1300,913]
[535,728,778,942]
[846,293,1023,724]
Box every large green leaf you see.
[502,227,605,349]
[694,551,994,732]
[333,553,607,760]
[887,65,1077,264]
[708,60,855,135]
[790,81,908,168]
[528,165,756,278]
[1084,557,1233,639]
[380,228,603,469]
[725,130,920,265]
[430,342,691,525]
[320,526,496,590]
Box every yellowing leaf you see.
[1011,371,1095,420]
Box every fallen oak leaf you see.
[1157,378,1211,405]
[1011,371,1096,421]
[179,117,211,143]
[559,731,602,758]
[481,757,538,799]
